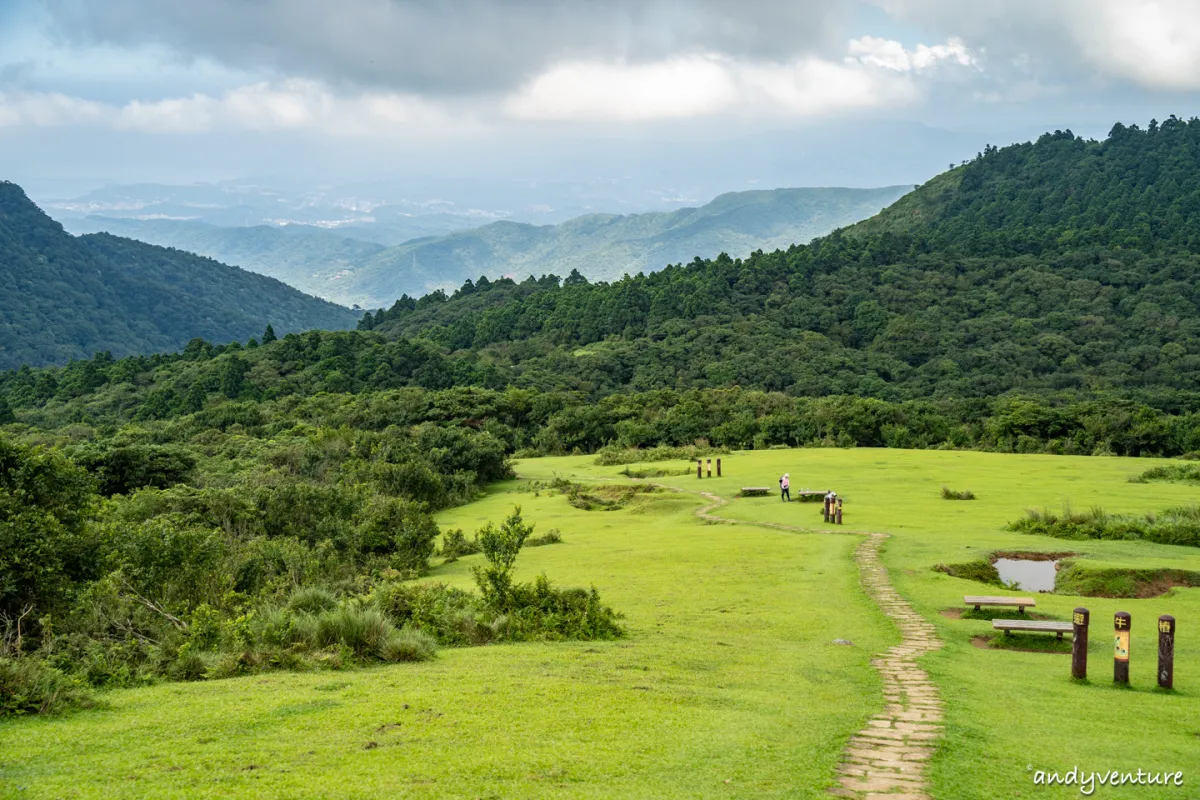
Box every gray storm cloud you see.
[42,0,845,93]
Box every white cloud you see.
[503,56,738,121]
[0,80,468,135]
[504,36,974,122]
[875,0,1200,90]
[848,35,975,72]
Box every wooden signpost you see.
[716,458,721,477]
[1159,615,1176,690]
[1071,607,1089,679]
[1114,611,1131,685]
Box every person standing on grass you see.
[780,473,790,502]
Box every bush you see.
[524,529,563,547]
[439,528,480,561]
[941,487,976,500]
[0,657,93,717]
[1129,463,1200,484]
[378,627,437,662]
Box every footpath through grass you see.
[527,448,1200,800]
[0,477,892,799]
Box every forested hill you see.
[355,118,1200,401]
[850,117,1200,252]
[0,181,360,369]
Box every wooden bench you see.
[794,490,827,503]
[993,619,1074,639]
[740,487,771,497]
[964,595,1036,614]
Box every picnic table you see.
[964,595,1036,614]
[740,487,771,497]
[794,490,827,503]
[993,619,1074,639]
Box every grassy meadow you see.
[3,447,1200,798]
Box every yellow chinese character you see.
[1115,617,1127,629]
[1159,620,1172,634]
[1073,613,1085,625]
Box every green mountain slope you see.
[0,181,360,369]
[63,217,387,305]
[345,186,914,307]
[352,118,1200,401]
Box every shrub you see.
[1129,463,1200,484]
[378,627,437,662]
[473,507,533,607]
[439,528,480,561]
[941,487,976,500]
[524,529,563,547]
[0,657,92,717]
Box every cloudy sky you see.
[3,0,1200,197]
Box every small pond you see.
[993,558,1058,592]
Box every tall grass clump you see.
[0,658,93,716]
[1010,504,1200,547]
[1129,463,1200,484]
[593,444,729,466]
[941,487,976,500]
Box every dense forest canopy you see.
[0,181,360,370]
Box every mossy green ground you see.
[3,448,1199,799]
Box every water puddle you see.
[993,558,1058,592]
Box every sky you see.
[3,1,1200,200]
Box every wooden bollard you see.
[835,498,843,525]
[1114,611,1131,685]
[706,458,711,478]
[696,460,702,479]
[823,496,830,522]
[716,458,721,477]
[1071,607,1089,680]
[1159,615,1176,690]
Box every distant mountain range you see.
[0,181,359,369]
[64,185,913,308]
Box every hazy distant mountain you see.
[63,217,388,304]
[348,186,914,308]
[0,181,359,369]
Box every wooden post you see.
[697,460,702,479]
[1114,611,1131,686]
[1158,615,1176,690]
[1071,607,1089,680]
[836,498,843,525]
[823,495,830,522]
[716,458,721,477]
[706,458,711,478]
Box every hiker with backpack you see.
[780,473,790,502]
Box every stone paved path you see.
[669,487,944,799]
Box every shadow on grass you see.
[971,633,1072,654]
[941,607,1055,622]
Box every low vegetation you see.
[941,487,976,500]
[934,560,1001,586]
[1010,504,1200,547]
[1130,463,1200,484]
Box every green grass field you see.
[3,448,1199,798]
